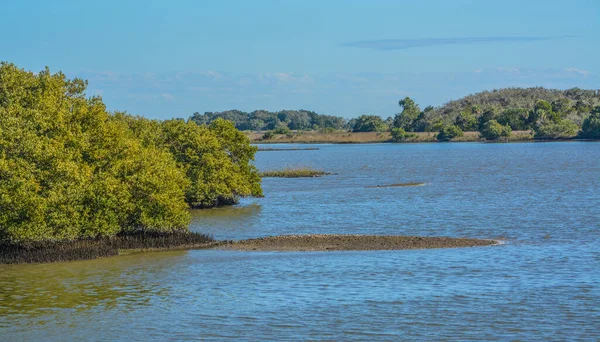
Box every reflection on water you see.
[189,204,263,238]
[190,204,262,221]
[1,142,599,340]
[0,251,187,323]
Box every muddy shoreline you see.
[1,234,500,264]
[218,234,499,252]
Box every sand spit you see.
[257,147,319,151]
[218,234,498,252]
[365,182,425,188]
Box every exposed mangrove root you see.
[189,195,240,209]
[0,231,216,264]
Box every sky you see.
[1,0,599,119]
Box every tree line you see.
[191,109,348,132]
[0,63,262,244]
[194,87,600,141]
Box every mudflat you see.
[219,234,498,251]
[365,182,425,188]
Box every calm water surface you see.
[1,142,599,340]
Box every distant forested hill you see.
[432,87,600,127]
[391,87,600,140]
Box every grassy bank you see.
[0,232,216,264]
[260,167,332,178]
[247,130,535,143]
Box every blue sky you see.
[1,0,599,119]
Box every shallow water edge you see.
[0,234,500,264]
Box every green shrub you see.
[261,131,275,140]
[533,120,579,139]
[390,127,417,142]
[272,126,291,134]
[436,125,464,141]
[319,127,336,133]
[580,107,600,139]
[454,111,478,131]
[352,115,388,132]
[479,120,512,140]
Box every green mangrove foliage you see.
[0,63,261,243]
[115,115,262,208]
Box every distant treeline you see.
[192,87,600,141]
[0,62,262,244]
[191,109,348,131]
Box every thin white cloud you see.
[161,93,175,101]
[365,88,412,96]
[497,67,520,73]
[77,68,600,120]
[565,68,589,76]
[144,72,157,80]
[273,72,293,82]
[342,36,561,50]
[202,71,223,79]
[260,72,312,84]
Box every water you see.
[1,142,599,340]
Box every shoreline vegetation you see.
[248,130,534,144]
[246,130,597,144]
[260,167,332,178]
[194,88,600,143]
[2,62,597,264]
[0,234,499,264]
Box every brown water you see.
[1,142,599,340]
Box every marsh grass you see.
[247,130,537,143]
[0,231,215,264]
[248,131,393,143]
[260,167,332,178]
